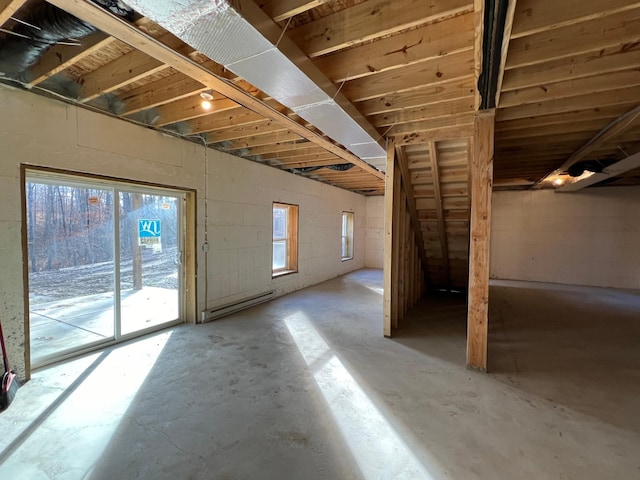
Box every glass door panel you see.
[27,181,115,366]
[119,191,181,336]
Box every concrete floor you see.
[1,269,639,479]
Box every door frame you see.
[21,165,197,372]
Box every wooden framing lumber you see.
[507,8,640,70]
[47,0,384,180]
[28,32,110,85]
[511,0,640,39]
[467,110,494,371]
[383,139,399,337]
[0,0,26,26]
[260,0,331,22]
[288,0,472,58]
[558,104,640,172]
[313,12,474,83]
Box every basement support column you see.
[467,109,495,371]
[383,139,399,337]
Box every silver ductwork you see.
[125,0,387,170]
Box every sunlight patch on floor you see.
[0,332,172,478]
[284,312,436,480]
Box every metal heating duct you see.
[124,0,387,170]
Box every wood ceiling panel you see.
[313,12,473,83]
[506,8,640,69]
[343,50,474,102]
[511,0,640,39]
[287,0,472,58]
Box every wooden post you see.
[467,110,495,371]
[383,140,398,337]
[397,192,406,324]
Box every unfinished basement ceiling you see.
[0,0,639,290]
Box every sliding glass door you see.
[26,173,184,367]
[119,190,181,336]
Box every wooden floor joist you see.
[47,0,384,180]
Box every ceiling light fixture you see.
[200,90,214,110]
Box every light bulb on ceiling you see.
[553,178,564,186]
[200,90,214,110]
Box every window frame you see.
[272,202,299,277]
[341,211,354,261]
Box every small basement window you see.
[273,202,298,276]
[342,211,354,261]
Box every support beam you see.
[28,33,110,85]
[383,139,400,337]
[260,0,332,22]
[559,104,640,172]
[467,110,495,371]
[47,0,384,180]
[428,142,451,290]
[0,0,27,26]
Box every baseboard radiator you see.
[200,290,276,322]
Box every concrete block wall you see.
[0,84,367,378]
[491,188,640,289]
[365,195,385,268]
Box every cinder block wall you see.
[365,195,384,268]
[0,84,367,379]
[491,188,640,289]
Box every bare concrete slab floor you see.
[1,270,639,479]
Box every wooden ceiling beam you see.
[497,86,640,122]
[218,131,303,150]
[506,9,640,70]
[388,113,475,137]
[511,0,640,39]
[558,104,640,172]
[288,0,472,58]
[153,94,241,126]
[277,158,350,169]
[357,78,475,116]
[343,50,474,102]
[48,0,384,180]
[28,32,110,85]
[502,45,640,92]
[499,69,640,109]
[258,146,333,160]
[0,0,27,26]
[370,98,475,128]
[497,119,619,140]
[190,109,267,135]
[495,105,632,132]
[206,120,288,143]
[244,140,317,156]
[260,0,332,22]
[78,32,198,103]
[313,13,474,83]
[395,125,474,145]
[189,99,288,134]
[118,60,230,115]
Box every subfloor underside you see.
[0,270,638,479]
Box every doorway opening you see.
[25,169,188,368]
